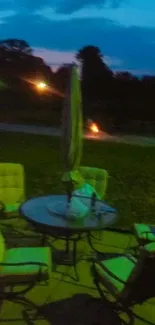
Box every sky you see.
[0,0,155,75]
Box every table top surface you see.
[20,195,118,232]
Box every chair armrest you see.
[0,261,49,298]
[94,260,132,285]
[1,224,42,238]
[7,230,42,239]
[79,167,108,179]
[2,228,42,240]
[0,261,48,267]
[141,231,155,238]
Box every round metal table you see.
[21,195,117,231]
[21,195,118,280]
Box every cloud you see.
[104,55,123,67]
[122,68,155,76]
[1,13,155,74]
[34,48,77,70]
[0,10,16,25]
[54,0,127,14]
[0,0,127,13]
[34,47,123,71]
[0,10,16,17]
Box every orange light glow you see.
[36,82,47,90]
[90,123,99,133]
[21,77,65,97]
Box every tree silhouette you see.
[76,45,103,63]
[76,45,113,100]
[54,64,71,92]
[0,38,155,134]
[0,39,33,55]
[0,38,55,92]
[115,71,138,81]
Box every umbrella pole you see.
[66,181,74,204]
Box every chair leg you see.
[8,295,39,310]
[73,240,79,281]
[90,231,103,241]
[22,306,43,325]
[93,280,133,325]
[92,269,135,325]
[87,232,105,257]
[41,234,48,246]
[22,310,35,325]
[15,296,43,324]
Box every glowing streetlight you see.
[36,81,47,90]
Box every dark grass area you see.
[1,130,155,227]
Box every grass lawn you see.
[1,130,155,228]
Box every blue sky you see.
[0,0,155,75]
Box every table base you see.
[54,249,75,266]
[52,246,80,281]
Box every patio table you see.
[20,195,118,280]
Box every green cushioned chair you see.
[91,243,155,323]
[133,223,155,245]
[0,163,45,244]
[0,163,25,215]
[0,231,52,320]
[78,166,108,199]
[77,166,109,242]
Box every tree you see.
[0,39,34,78]
[76,45,103,63]
[0,38,55,93]
[54,64,71,92]
[115,71,138,81]
[76,45,113,100]
[0,39,33,55]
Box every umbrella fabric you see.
[61,64,83,191]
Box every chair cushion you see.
[5,203,21,213]
[0,247,52,282]
[144,242,155,253]
[0,163,25,207]
[78,166,108,199]
[94,255,137,296]
[134,223,155,242]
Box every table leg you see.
[87,232,100,253]
[52,236,79,281]
[65,236,69,254]
[41,234,48,246]
[73,240,79,281]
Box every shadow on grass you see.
[39,294,122,325]
[37,294,155,325]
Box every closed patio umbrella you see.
[61,63,83,203]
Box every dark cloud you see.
[0,0,49,12]
[54,0,128,14]
[0,13,155,74]
[0,0,128,13]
